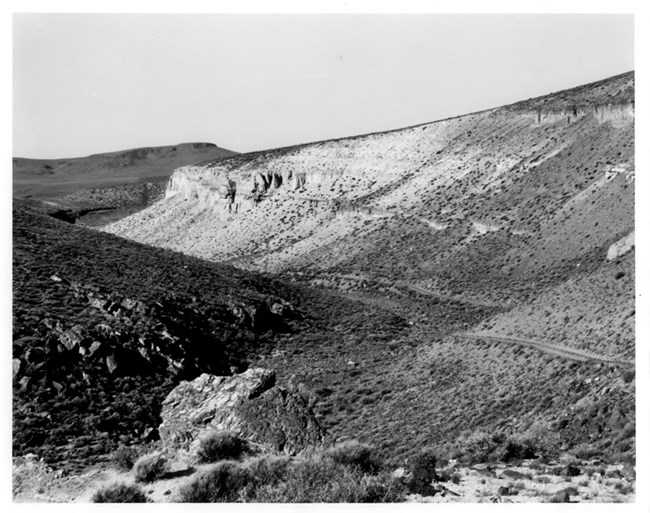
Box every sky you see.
[13,13,634,158]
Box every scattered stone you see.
[502,469,528,480]
[270,302,291,316]
[12,359,21,379]
[106,355,118,374]
[141,427,160,442]
[19,376,31,391]
[88,341,103,357]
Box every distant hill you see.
[13,142,237,225]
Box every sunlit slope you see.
[106,72,634,305]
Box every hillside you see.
[12,200,409,468]
[13,198,634,474]
[105,72,634,365]
[13,72,635,502]
[13,142,237,226]
[105,72,634,306]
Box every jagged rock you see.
[19,376,31,391]
[106,355,118,374]
[270,302,292,316]
[58,325,83,351]
[159,368,325,455]
[88,341,103,357]
[13,359,22,379]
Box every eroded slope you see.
[106,73,634,306]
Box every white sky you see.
[13,13,634,158]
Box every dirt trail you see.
[399,282,508,309]
[286,271,507,309]
[457,332,633,366]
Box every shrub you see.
[515,422,562,459]
[132,451,169,483]
[498,438,536,462]
[325,441,382,474]
[179,461,252,502]
[91,483,148,503]
[111,445,138,471]
[196,431,249,463]
[243,455,404,503]
[453,424,561,464]
[408,447,438,483]
[452,430,505,464]
[244,455,292,486]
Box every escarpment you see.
[105,72,634,304]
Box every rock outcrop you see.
[159,368,325,455]
[607,231,635,261]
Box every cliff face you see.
[105,72,634,304]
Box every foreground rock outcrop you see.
[159,368,325,455]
